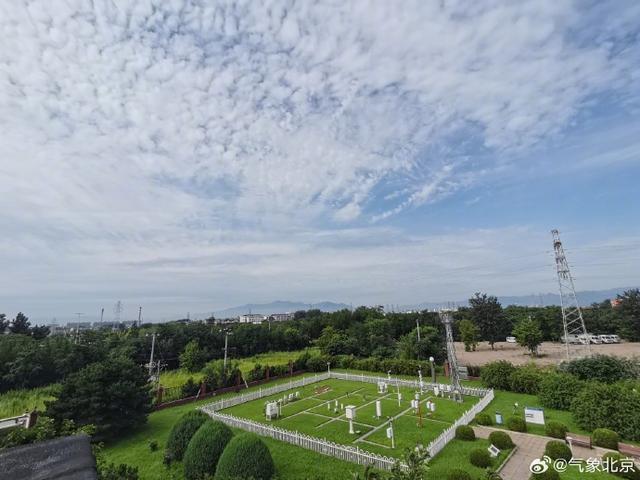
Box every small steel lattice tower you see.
[439,309,462,395]
[551,229,591,360]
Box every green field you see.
[0,385,59,418]
[220,378,479,459]
[158,348,319,388]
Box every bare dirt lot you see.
[455,341,640,366]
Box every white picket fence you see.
[329,371,491,398]
[201,370,494,469]
[203,410,398,471]
[425,388,495,458]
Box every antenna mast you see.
[551,229,590,359]
[439,309,462,397]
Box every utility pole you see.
[147,333,157,379]
[551,229,590,359]
[137,306,142,327]
[223,330,230,372]
[416,317,421,342]
[100,307,104,325]
[73,312,84,344]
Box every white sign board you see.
[386,426,394,439]
[524,407,545,425]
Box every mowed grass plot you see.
[220,378,479,459]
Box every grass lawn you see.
[427,438,512,479]
[476,389,588,437]
[220,378,479,459]
[103,375,374,480]
[0,385,60,418]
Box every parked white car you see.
[598,334,613,343]
[589,335,602,344]
[506,336,516,343]
[609,334,620,343]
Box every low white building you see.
[267,312,295,322]
[238,313,266,324]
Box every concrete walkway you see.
[472,426,612,480]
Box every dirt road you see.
[455,341,640,366]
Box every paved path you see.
[473,426,612,480]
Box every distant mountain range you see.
[212,300,349,319]
[209,287,636,318]
[411,287,636,310]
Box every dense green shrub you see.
[215,432,275,480]
[183,421,233,480]
[181,378,201,398]
[475,412,493,426]
[592,428,619,449]
[530,468,560,480]
[480,361,516,390]
[510,364,544,394]
[488,430,514,449]
[544,440,572,461]
[571,382,640,441]
[469,448,491,468]
[447,469,472,480]
[506,416,527,432]
[560,355,639,384]
[544,421,568,439]
[538,372,585,410]
[165,411,210,463]
[455,425,476,441]
[603,452,640,480]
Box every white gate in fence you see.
[201,370,493,470]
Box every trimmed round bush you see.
[530,468,560,480]
[544,440,572,461]
[475,413,493,426]
[469,448,491,468]
[506,416,527,432]
[165,411,210,463]
[545,421,568,440]
[447,469,472,480]
[215,432,275,480]
[592,428,619,450]
[489,430,514,449]
[455,425,476,441]
[184,421,233,480]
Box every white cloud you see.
[0,0,638,318]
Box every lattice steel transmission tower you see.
[439,309,462,394]
[551,229,590,359]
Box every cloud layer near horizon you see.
[1,1,639,319]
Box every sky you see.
[1,0,639,323]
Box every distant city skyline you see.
[1,2,639,322]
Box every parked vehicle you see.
[561,334,582,344]
[589,335,602,344]
[609,334,620,343]
[506,336,516,343]
[598,335,613,343]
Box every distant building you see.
[610,298,622,308]
[67,321,92,331]
[238,314,266,324]
[94,321,119,330]
[48,325,67,336]
[267,312,295,322]
[120,320,137,329]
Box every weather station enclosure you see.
[201,371,493,471]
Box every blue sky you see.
[0,0,639,322]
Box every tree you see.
[184,421,233,480]
[512,317,543,356]
[214,432,275,480]
[459,319,479,352]
[0,314,8,334]
[617,289,640,341]
[180,340,206,373]
[389,445,429,480]
[45,357,152,440]
[396,326,445,362]
[9,312,31,335]
[30,324,50,340]
[469,293,509,350]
